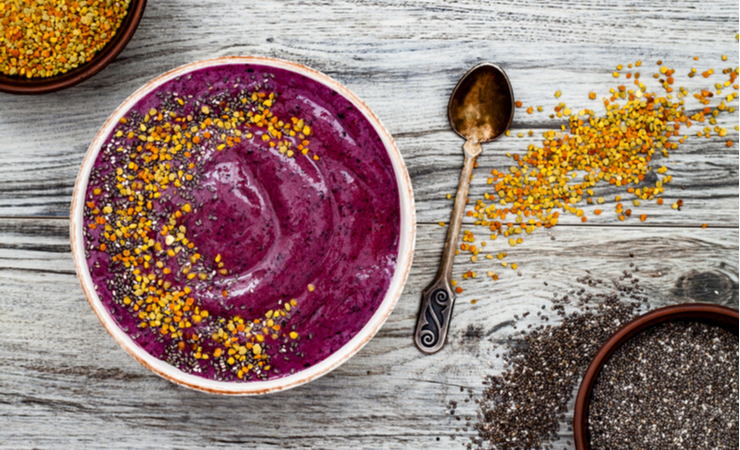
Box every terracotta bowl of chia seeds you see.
[574,303,739,449]
[0,0,147,95]
[70,56,416,395]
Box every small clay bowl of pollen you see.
[574,303,739,449]
[0,0,147,95]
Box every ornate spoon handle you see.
[414,140,481,354]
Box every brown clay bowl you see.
[573,303,739,450]
[0,0,146,95]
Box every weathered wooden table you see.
[1,1,737,448]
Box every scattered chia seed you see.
[457,269,648,450]
[589,320,739,449]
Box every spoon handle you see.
[414,140,481,354]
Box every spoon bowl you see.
[448,64,515,144]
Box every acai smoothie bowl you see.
[70,57,415,395]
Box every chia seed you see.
[459,270,646,450]
[588,320,739,449]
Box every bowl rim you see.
[0,0,147,95]
[70,56,417,395]
[573,302,739,449]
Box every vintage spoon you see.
[414,63,515,354]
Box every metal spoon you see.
[414,63,515,354]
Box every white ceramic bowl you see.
[70,56,416,395]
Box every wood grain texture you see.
[0,0,738,224]
[0,0,738,448]
[0,220,737,449]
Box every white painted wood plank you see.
[0,0,738,448]
[0,219,736,449]
[0,0,737,223]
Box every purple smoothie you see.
[83,63,400,382]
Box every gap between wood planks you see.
[0,215,67,220]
